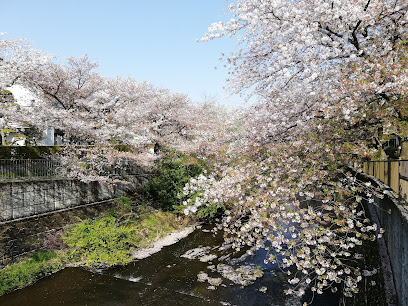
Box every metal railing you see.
[0,159,60,180]
[362,160,408,202]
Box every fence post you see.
[399,160,401,203]
[27,159,32,179]
[373,161,376,178]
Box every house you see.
[2,85,63,146]
[382,133,401,159]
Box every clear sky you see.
[1,0,243,107]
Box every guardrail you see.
[362,160,408,202]
[0,159,60,180]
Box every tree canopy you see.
[0,38,232,181]
[181,0,408,301]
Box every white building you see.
[3,85,62,146]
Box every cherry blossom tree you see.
[0,38,54,145]
[34,72,198,182]
[0,37,52,89]
[0,38,205,181]
[0,89,18,146]
[182,0,408,301]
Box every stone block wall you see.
[373,191,408,306]
[0,175,148,222]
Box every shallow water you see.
[0,225,340,306]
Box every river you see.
[0,225,340,306]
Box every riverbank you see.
[0,205,197,296]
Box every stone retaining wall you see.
[360,171,408,306]
[0,175,149,222]
[373,189,408,306]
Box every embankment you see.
[0,175,149,223]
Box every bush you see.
[31,251,57,262]
[116,196,132,212]
[144,152,206,211]
[61,210,194,267]
[62,216,140,267]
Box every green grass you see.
[0,251,64,295]
[135,210,189,246]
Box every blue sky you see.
[1,0,243,107]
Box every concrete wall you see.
[373,190,408,306]
[359,168,408,305]
[0,175,149,222]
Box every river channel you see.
[0,225,340,306]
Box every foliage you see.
[108,196,133,219]
[184,0,408,300]
[62,216,139,267]
[31,251,58,262]
[116,196,132,211]
[0,205,195,295]
[144,152,207,211]
[0,251,63,296]
[62,208,193,267]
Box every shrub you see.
[31,251,57,262]
[144,152,206,211]
[61,209,194,267]
[62,216,140,267]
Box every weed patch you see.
[62,216,140,267]
[0,251,64,295]
[62,209,195,267]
